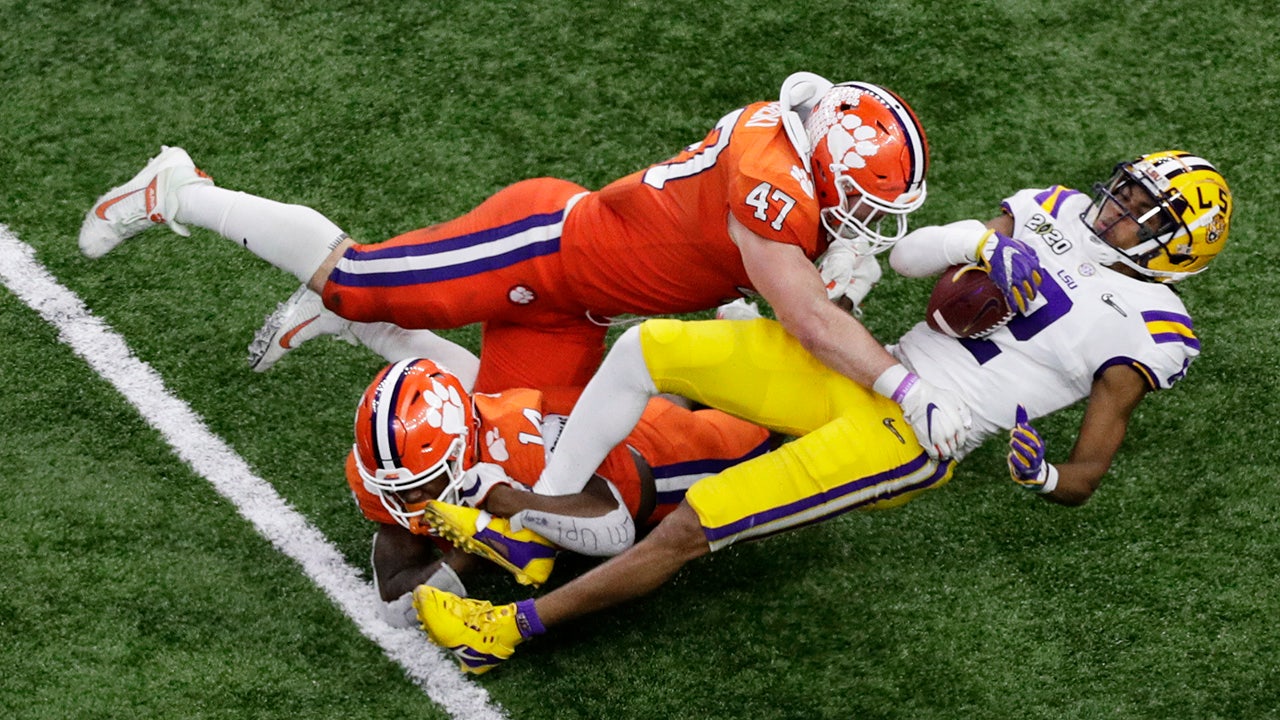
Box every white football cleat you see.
[79,146,213,259]
[247,284,354,372]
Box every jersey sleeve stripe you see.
[1096,356,1158,390]
[1141,310,1199,350]
[1032,185,1083,218]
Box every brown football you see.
[925,264,1013,338]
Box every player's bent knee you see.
[647,503,710,562]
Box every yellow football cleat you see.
[421,501,557,587]
[413,586,527,675]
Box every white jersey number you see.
[745,182,797,231]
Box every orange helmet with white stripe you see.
[803,82,929,254]
[352,358,475,529]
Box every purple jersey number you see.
[959,274,1074,364]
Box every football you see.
[925,264,1014,338]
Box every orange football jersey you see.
[346,388,770,528]
[562,101,825,316]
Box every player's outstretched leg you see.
[79,146,213,259]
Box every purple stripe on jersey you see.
[1095,356,1157,390]
[330,237,561,287]
[351,210,566,261]
[1141,309,1194,327]
[1150,332,1201,351]
[702,452,941,544]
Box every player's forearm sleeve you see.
[889,219,988,277]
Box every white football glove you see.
[455,462,524,508]
[715,298,763,320]
[874,365,972,459]
[819,240,882,315]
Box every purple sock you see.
[514,599,546,638]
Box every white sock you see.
[348,322,481,392]
[175,185,346,284]
[534,326,657,496]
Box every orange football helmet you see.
[803,82,929,254]
[352,358,476,529]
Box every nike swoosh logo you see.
[1101,293,1127,317]
[94,188,143,220]
[925,403,939,439]
[277,315,319,348]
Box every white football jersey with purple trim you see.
[890,185,1200,457]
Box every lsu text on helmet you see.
[353,358,475,529]
[803,81,929,254]
[1081,150,1232,282]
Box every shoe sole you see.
[421,505,547,587]
[247,285,315,372]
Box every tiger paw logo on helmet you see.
[825,110,881,171]
[424,378,468,435]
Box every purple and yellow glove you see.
[979,230,1044,313]
[1008,405,1058,494]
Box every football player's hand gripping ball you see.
[1007,405,1058,494]
[979,231,1044,313]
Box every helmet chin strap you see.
[1082,232,1200,282]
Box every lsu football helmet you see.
[1081,151,1232,282]
[802,81,929,254]
[353,358,476,529]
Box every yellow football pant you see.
[639,318,955,550]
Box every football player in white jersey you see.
[408,150,1232,674]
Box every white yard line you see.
[0,225,505,720]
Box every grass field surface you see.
[2,1,1278,718]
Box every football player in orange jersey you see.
[80,73,971,458]
[349,356,774,628]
